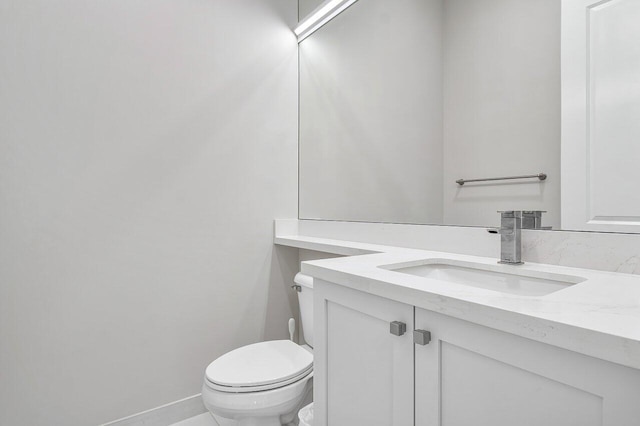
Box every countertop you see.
[275,234,640,370]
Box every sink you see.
[386,260,586,297]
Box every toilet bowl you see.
[202,273,314,426]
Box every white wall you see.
[442,0,561,228]
[299,0,325,20]
[0,1,299,425]
[298,0,444,224]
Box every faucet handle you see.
[522,210,550,230]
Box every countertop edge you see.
[302,261,640,371]
[275,233,640,371]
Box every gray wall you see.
[299,0,444,224]
[299,0,325,20]
[0,1,299,425]
[442,0,561,228]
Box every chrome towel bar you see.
[456,173,547,186]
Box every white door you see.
[415,308,640,426]
[562,0,640,232]
[313,280,414,426]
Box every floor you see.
[169,412,305,426]
[170,413,217,426]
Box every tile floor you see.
[170,413,217,426]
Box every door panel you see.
[415,308,640,426]
[314,280,414,426]
[562,0,640,232]
[439,341,601,426]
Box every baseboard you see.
[100,394,207,426]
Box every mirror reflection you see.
[298,0,640,232]
[299,0,559,228]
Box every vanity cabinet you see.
[415,308,640,426]
[314,279,640,426]
[313,280,414,426]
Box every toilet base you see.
[204,376,312,426]
[211,412,295,426]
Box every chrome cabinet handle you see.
[414,329,431,345]
[389,321,407,336]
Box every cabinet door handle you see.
[389,321,407,336]
[414,329,431,345]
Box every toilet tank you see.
[294,273,314,348]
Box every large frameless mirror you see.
[297,0,640,232]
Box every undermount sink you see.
[386,260,586,297]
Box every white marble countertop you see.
[276,234,640,370]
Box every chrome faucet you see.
[488,210,549,265]
[488,211,524,265]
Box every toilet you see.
[202,273,314,426]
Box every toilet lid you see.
[205,340,313,389]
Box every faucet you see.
[488,211,524,265]
[487,210,550,265]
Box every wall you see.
[0,1,299,425]
[298,0,444,224]
[299,0,325,20]
[441,0,561,228]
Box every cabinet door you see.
[415,308,640,426]
[314,279,414,426]
[562,0,640,232]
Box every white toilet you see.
[202,273,314,426]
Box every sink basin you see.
[386,260,585,297]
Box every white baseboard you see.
[100,394,207,426]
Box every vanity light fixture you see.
[294,0,358,42]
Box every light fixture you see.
[294,0,358,43]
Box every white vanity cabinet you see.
[415,308,640,426]
[313,280,414,426]
[314,279,640,426]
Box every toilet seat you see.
[205,368,313,393]
[205,340,313,394]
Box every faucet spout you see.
[498,210,523,265]
[488,210,549,265]
[486,211,524,265]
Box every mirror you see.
[299,0,560,228]
[298,0,640,232]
